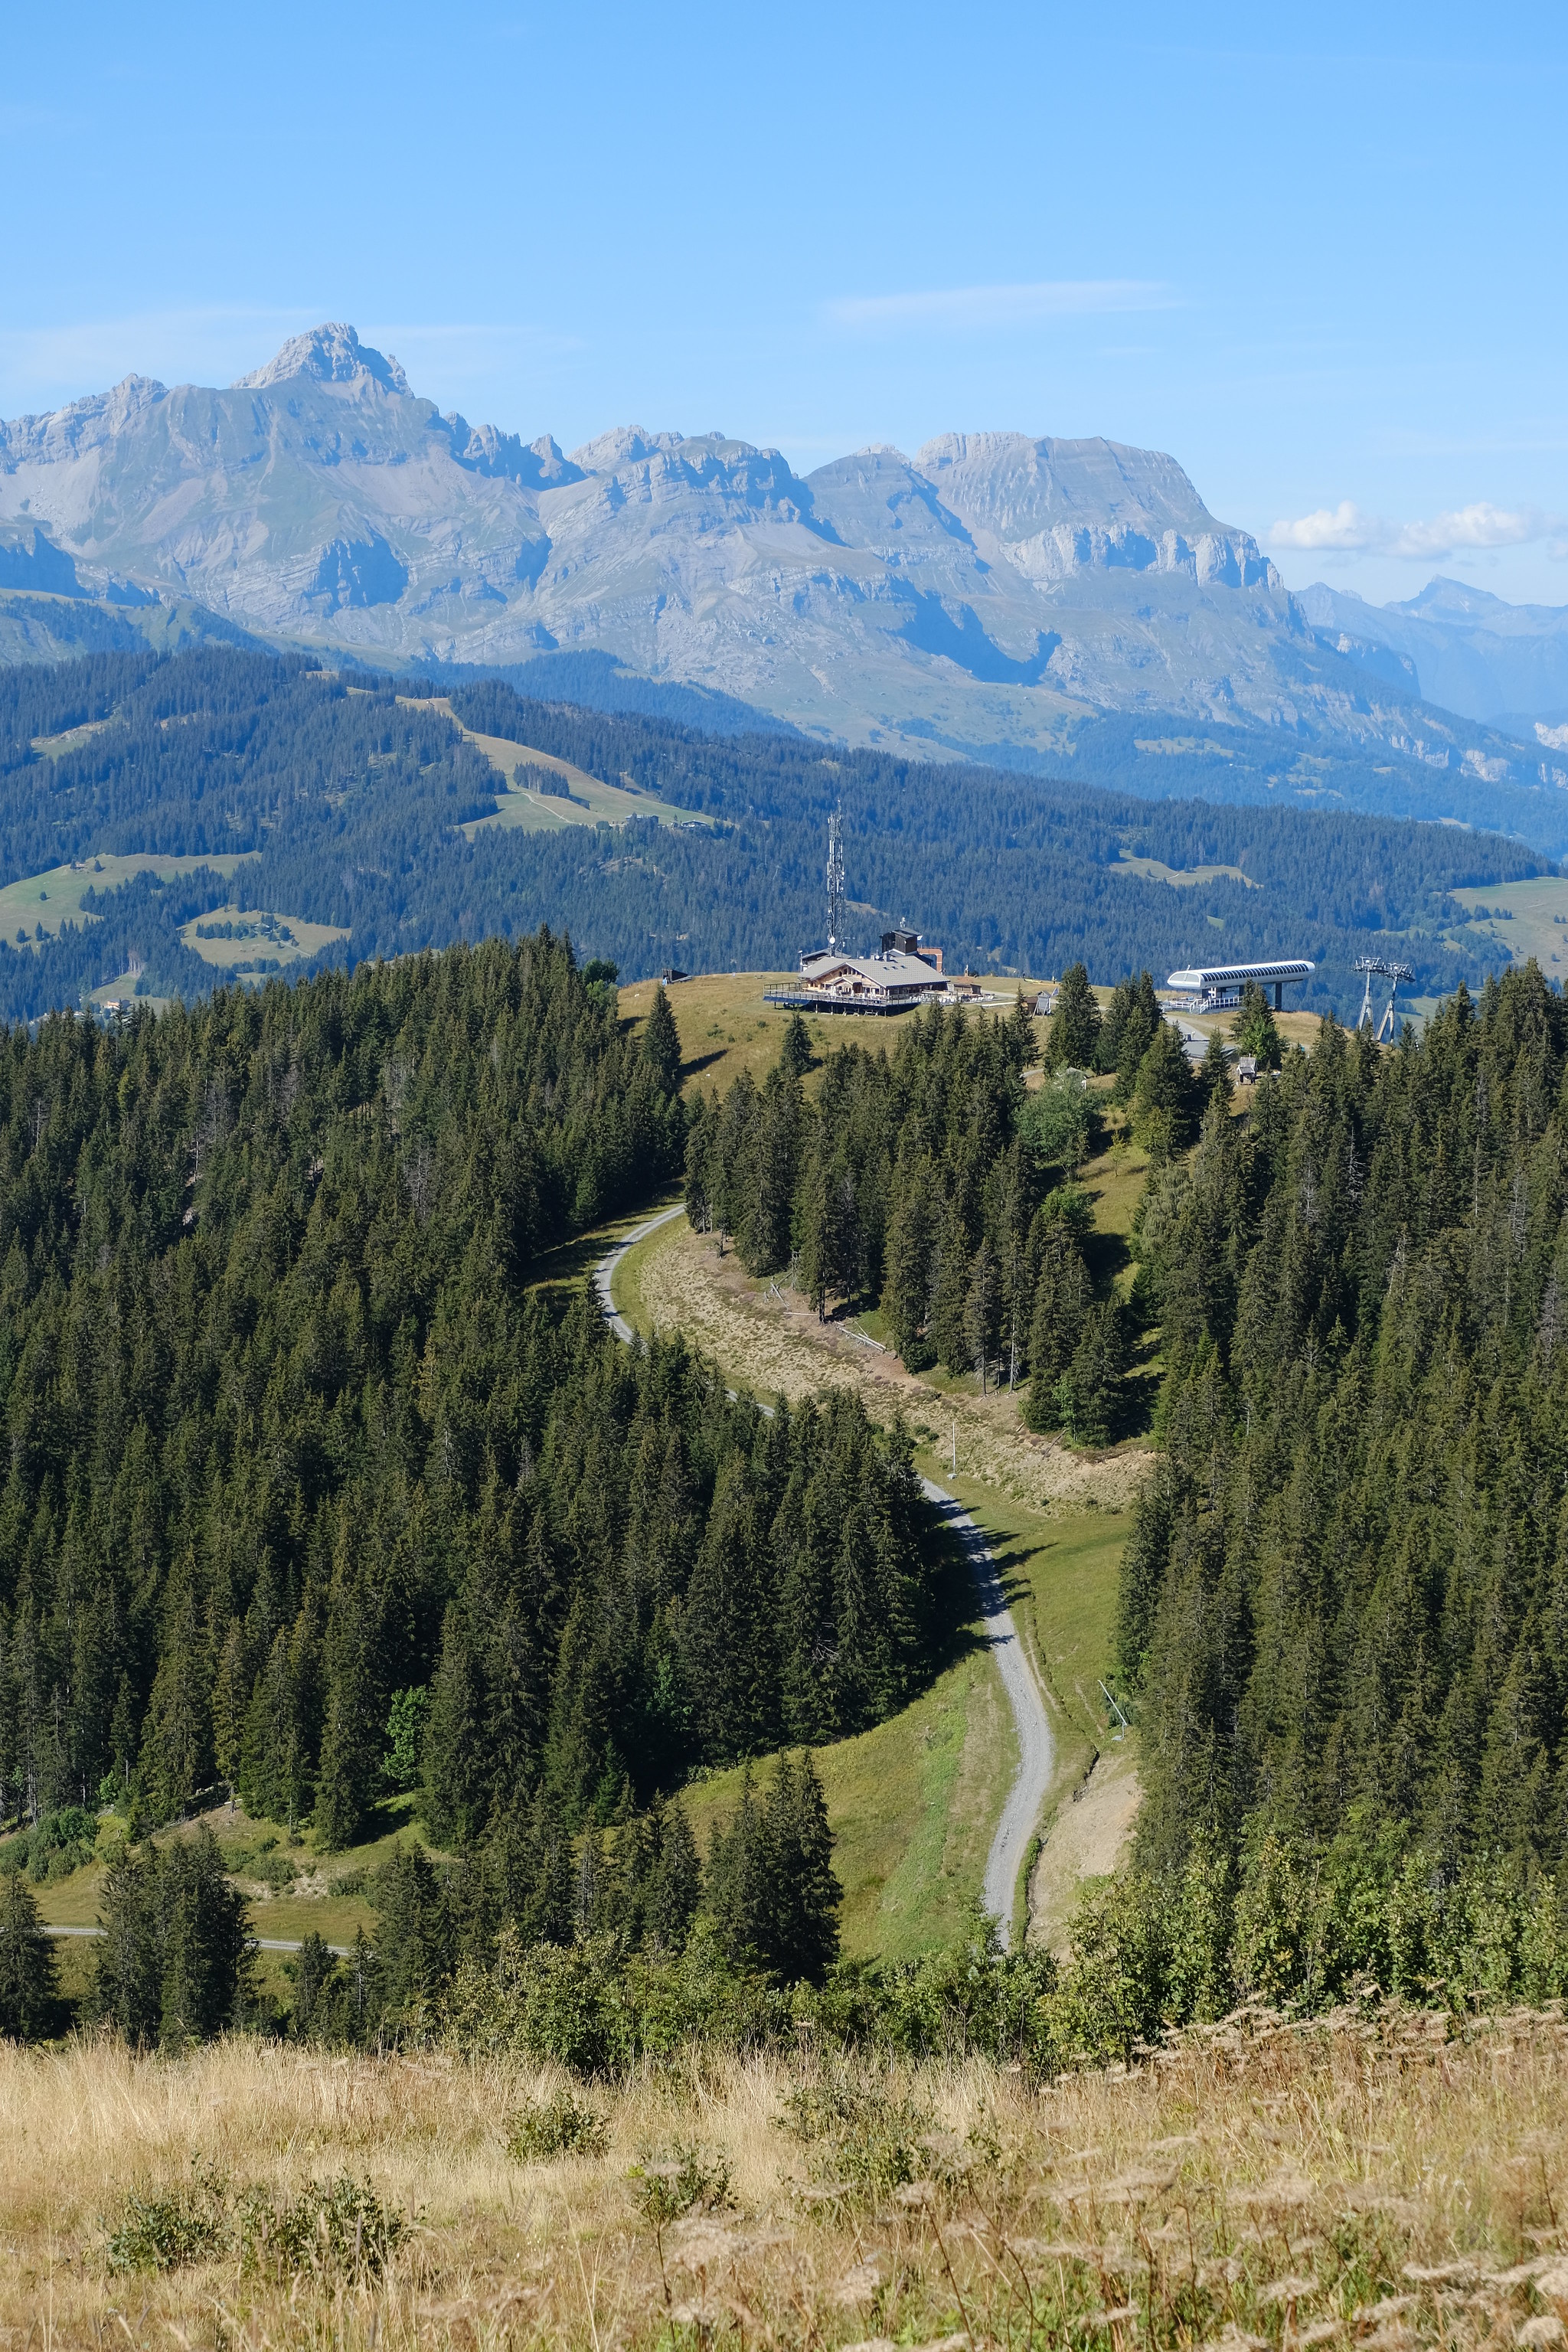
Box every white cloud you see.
[825,280,1174,332]
[1269,499,1376,551]
[1269,498,1557,559]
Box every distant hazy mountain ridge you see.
[0,323,1559,832]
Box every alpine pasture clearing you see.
[1450,874,1568,977]
[2,2011,1564,2346]
[409,696,710,837]
[618,972,1054,1105]
[178,903,350,973]
[0,851,257,946]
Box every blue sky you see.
[3,0,1565,608]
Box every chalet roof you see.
[799,949,947,990]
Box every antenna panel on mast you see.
[826,805,846,954]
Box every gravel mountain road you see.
[593,1208,1053,1929]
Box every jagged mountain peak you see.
[232,322,411,397]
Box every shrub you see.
[106,2163,230,2272]
[629,2141,733,2227]
[505,2088,610,2161]
[106,2164,407,2281]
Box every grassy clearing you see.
[681,1635,1014,1965]
[178,903,349,973]
[24,1794,427,2008]
[621,1213,1151,1517]
[2,2013,1563,2342]
[0,851,256,947]
[617,972,1048,1104]
[1110,852,1259,888]
[400,697,710,838]
[1451,874,1568,977]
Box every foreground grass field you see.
[2,2011,1563,2344]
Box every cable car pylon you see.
[1353,953,1414,1042]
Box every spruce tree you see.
[1024,1227,1090,1430]
[1047,964,1101,1070]
[1200,1027,1233,1109]
[779,1011,813,1080]
[642,983,683,1094]
[0,1873,58,2041]
[964,1237,1001,1392]
[929,1199,972,1374]
[765,1751,841,1984]
[1132,1020,1201,1155]
[1230,978,1282,1065]
[1063,1299,1124,1447]
[158,1829,251,2047]
[882,1163,935,1367]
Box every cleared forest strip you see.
[619,1213,1152,1514]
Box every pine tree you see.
[0,1873,57,2041]
[929,1198,972,1374]
[779,1011,813,1080]
[642,983,683,1093]
[1200,1027,1233,1109]
[1047,963,1101,1070]
[964,1237,1001,1393]
[765,1751,841,1984]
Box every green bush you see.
[506,2088,610,2161]
[106,2164,406,2282]
[106,2163,230,2273]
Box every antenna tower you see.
[826,804,846,954]
[1353,953,1415,1043]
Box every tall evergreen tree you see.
[0,1873,57,2041]
[1047,963,1101,1070]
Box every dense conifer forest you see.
[684,982,1208,1442]
[0,650,1540,1024]
[0,933,945,1884]
[1122,963,1568,1884]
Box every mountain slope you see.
[1299,577,1568,731]
[0,324,1556,822]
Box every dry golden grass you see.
[4,2011,1566,2346]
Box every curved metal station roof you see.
[1166,958,1315,989]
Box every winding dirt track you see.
[591,1207,1053,1927]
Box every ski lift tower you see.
[825,805,846,955]
[1353,954,1415,1043]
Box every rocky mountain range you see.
[2,322,1563,835]
[1298,577,1568,737]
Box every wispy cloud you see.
[1269,498,1558,559]
[825,279,1174,333]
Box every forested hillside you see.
[0,936,945,1855]
[0,651,1542,1025]
[685,982,1214,1442]
[1100,964,1568,2007]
